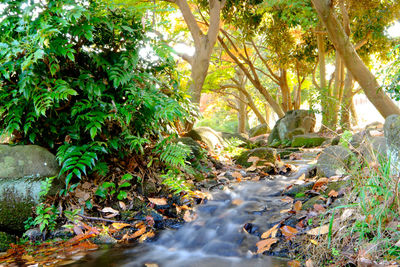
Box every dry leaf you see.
[307,224,330,235]
[288,260,301,267]
[312,177,329,190]
[261,224,279,239]
[148,198,168,205]
[232,199,243,205]
[256,238,278,254]
[293,201,302,212]
[246,165,257,172]
[247,156,260,163]
[297,173,306,181]
[130,226,146,239]
[305,259,315,267]
[139,230,155,243]
[251,176,260,181]
[341,209,353,221]
[281,196,294,203]
[313,204,326,212]
[280,208,291,214]
[328,190,338,197]
[395,239,400,247]
[183,210,197,222]
[144,264,159,267]
[309,239,319,245]
[112,222,131,230]
[119,201,126,210]
[101,207,119,216]
[280,225,298,240]
[232,171,243,179]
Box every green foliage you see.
[161,169,192,195]
[0,0,194,194]
[24,204,59,233]
[339,130,353,149]
[95,173,134,200]
[383,44,400,100]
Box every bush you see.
[0,0,195,194]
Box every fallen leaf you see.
[280,208,291,214]
[313,204,326,212]
[307,224,330,235]
[288,260,301,267]
[144,263,159,267]
[297,173,306,181]
[305,259,315,267]
[112,222,131,230]
[148,198,167,205]
[232,199,243,205]
[139,230,155,243]
[247,156,260,163]
[183,210,197,222]
[130,226,146,239]
[232,171,243,179]
[309,239,319,245]
[312,178,329,190]
[251,176,260,181]
[340,209,353,221]
[328,190,338,197]
[119,201,126,210]
[256,238,278,254]
[246,165,257,172]
[280,225,298,240]
[281,196,294,203]
[293,201,302,212]
[100,207,119,217]
[261,224,279,239]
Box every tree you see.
[311,0,400,118]
[162,0,226,106]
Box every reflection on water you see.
[70,156,317,267]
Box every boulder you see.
[317,145,353,177]
[384,115,400,173]
[248,124,270,138]
[185,127,251,151]
[235,147,277,168]
[358,136,387,162]
[291,134,327,148]
[0,145,61,233]
[267,110,316,145]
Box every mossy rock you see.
[286,128,305,140]
[0,231,16,252]
[0,186,35,234]
[184,127,225,151]
[302,196,324,210]
[284,182,314,197]
[248,124,270,138]
[235,147,276,168]
[317,145,353,177]
[291,134,327,148]
[324,180,347,194]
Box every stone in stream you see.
[248,123,270,138]
[267,110,316,145]
[235,147,277,168]
[0,145,62,233]
[316,145,353,177]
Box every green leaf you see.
[121,173,133,181]
[118,181,131,188]
[117,191,127,200]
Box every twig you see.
[78,214,137,225]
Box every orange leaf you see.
[139,230,155,243]
[313,204,326,212]
[281,196,294,203]
[148,198,168,205]
[293,201,302,212]
[112,222,131,230]
[232,171,243,179]
[261,224,279,239]
[328,190,338,197]
[256,238,278,254]
[307,224,330,235]
[232,199,243,205]
[288,260,301,267]
[280,225,298,240]
[129,226,146,239]
[312,178,329,190]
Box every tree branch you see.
[175,0,203,47]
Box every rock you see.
[384,115,400,173]
[91,232,117,244]
[267,110,316,145]
[276,148,300,159]
[358,136,387,162]
[317,145,353,177]
[350,130,371,149]
[0,145,62,233]
[24,228,42,241]
[173,137,203,159]
[0,231,16,252]
[283,182,315,197]
[291,134,327,148]
[331,136,341,146]
[248,124,270,138]
[235,147,277,168]
[142,180,158,196]
[184,127,226,151]
[302,196,325,210]
[221,132,250,145]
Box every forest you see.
[0,0,400,266]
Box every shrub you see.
[0,0,195,194]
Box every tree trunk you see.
[189,47,212,104]
[350,99,359,126]
[331,52,343,129]
[237,90,246,134]
[312,0,400,118]
[340,70,354,130]
[279,69,292,112]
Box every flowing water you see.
[70,152,317,267]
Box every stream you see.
[70,152,317,267]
